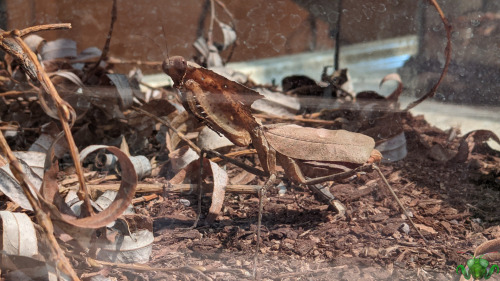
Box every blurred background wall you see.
[4,0,417,63]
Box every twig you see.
[373,165,427,242]
[9,29,94,216]
[0,23,71,37]
[86,256,216,280]
[0,131,79,280]
[84,0,117,82]
[207,0,215,47]
[82,183,261,197]
[253,174,277,278]
[82,56,162,67]
[405,0,451,111]
[214,0,237,63]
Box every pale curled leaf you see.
[169,157,228,222]
[206,160,229,223]
[264,124,375,164]
[193,36,209,59]
[169,146,199,174]
[96,215,154,264]
[197,126,234,151]
[0,211,38,261]
[107,73,134,109]
[0,155,43,210]
[207,44,223,67]
[23,34,45,53]
[218,21,236,50]
[40,38,77,60]
[375,132,407,163]
[380,73,403,102]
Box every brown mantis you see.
[161,56,427,276]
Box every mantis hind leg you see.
[253,174,277,278]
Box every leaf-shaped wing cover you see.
[264,124,375,164]
[182,66,263,147]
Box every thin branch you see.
[405,0,451,111]
[373,165,427,242]
[0,131,79,280]
[6,29,94,216]
[0,23,72,37]
[84,0,117,82]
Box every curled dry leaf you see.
[97,214,154,264]
[0,211,38,268]
[169,145,199,174]
[169,157,228,223]
[0,154,43,210]
[263,124,375,164]
[40,38,77,60]
[206,160,229,222]
[23,34,45,53]
[40,145,137,232]
[451,130,500,163]
[380,73,403,102]
[218,21,237,50]
[197,126,234,151]
[107,73,134,110]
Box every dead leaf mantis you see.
[161,56,427,276]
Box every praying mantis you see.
[162,56,426,276]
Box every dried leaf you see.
[169,157,228,223]
[264,124,375,164]
[206,160,229,223]
[375,132,407,163]
[23,34,45,53]
[0,156,43,210]
[0,211,38,267]
[97,215,154,264]
[169,145,199,174]
[252,87,301,117]
[207,44,223,67]
[451,130,500,163]
[197,126,234,151]
[40,145,137,231]
[414,223,437,235]
[40,38,77,60]
[193,36,209,59]
[218,21,236,50]
[380,73,403,102]
[107,73,134,109]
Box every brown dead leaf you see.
[415,223,438,235]
[40,145,137,232]
[451,130,500,163]
[263,123,374,164]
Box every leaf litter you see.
[0,0,498,280]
